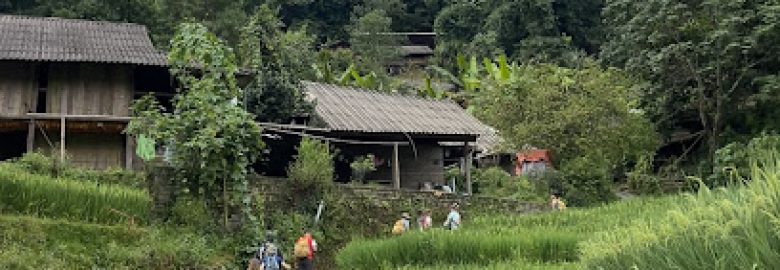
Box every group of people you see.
[392,202,462,235]
[247,229,317,270]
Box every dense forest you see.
[4,0,780,198]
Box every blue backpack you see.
[257,243,281,270]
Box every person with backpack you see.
[443,203,461,230]
[247,231,290,270]
[392,212,411,235]
[550,194,566,211]
[293,229,317,270]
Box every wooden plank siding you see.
[47,63,133,116]
[0,61,37,116]
[33,132,125,170]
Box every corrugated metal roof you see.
[400,45,434,56]
[0,15,166,66]
[303,81,491,137]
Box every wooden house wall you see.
[33,132,125,170]
[339,142,445,189]
[47,63,133,116]
[0,61,37,116]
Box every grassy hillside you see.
[0,214,234,269]
[337,154,780,269]
[336,195,681,269]
[0,162,150,224]
[0,157,236,269]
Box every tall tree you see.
[239,5,315,123]
[602,0,780,166]
[128,23,264,229]
[348,10,402,79]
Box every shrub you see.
[626,154,662,195]
[169,196,214,230]
[474,167,546,202]
[287,138,334,204]
[350,154,376,182]
[559,155,616,206]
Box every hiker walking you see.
[392,212,411,235]
[417,209,432,231]
[293,229,317,270]
[443,203,461,230]
[247,231,290,270]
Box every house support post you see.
[59,89,67,162]
[125,134,134,170]
[59,117,65,162]
[26,119,35,153]
[464,142,472,195]
[393,143,400,190]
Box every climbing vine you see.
[128,23,264,230]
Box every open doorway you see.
[0,131,27,161]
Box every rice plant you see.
[581,151,780,269]
[0,163,150,225]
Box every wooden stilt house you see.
[0,15,171,170]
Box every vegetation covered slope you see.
[338,152,780,269]
[0,157,237,269]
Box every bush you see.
[626,154,662,195]
[0,163,150,225]
[559,156,617,207]
[288,138,334,192]
[169,196,214,230]
[707,134,780,187]
[474,167,546,202]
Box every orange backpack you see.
[293,237,310,258]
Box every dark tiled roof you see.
[303,81,491,137]
[0,15,166,66]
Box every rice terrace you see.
[1,0,780,269]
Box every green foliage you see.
[0,215,234,269]
[433,0,603,67]
[350,154,376,182]
[240,4,315,123]
[602,0,780,164]
[477,62,659,192]
[0,163,150,225]
[559,155,617,206]
[708,134,780,187]
[128,23,264,230]
[582,152,780,269]
[348,9,401,82]
[627,154,662,195]
[10,152,146,189]
[337,229,580,269]
[337,193,683,269]
[169,196,214,230]
[287,138,335,204]
[474,61,658,204]
[473,167,546,202]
